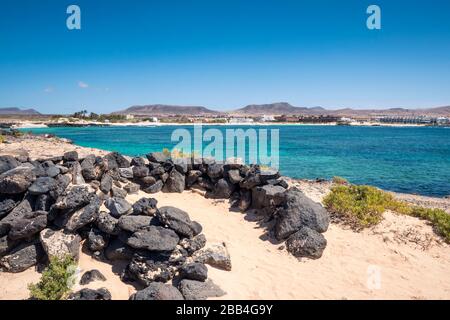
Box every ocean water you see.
[24,125,450,197]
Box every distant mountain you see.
[329,106,450,117]
[232,103,330,116]
[113,104,220,116]
[0,107,41,115]
[232,103,450,117]
[112,103,450,117]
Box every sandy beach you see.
[1,135,449,300]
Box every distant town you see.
[1,103,450,128]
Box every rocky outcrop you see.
[39,228,81,260]
[0,242,43,273]
[179,262,208,281]
[105,197,132,217]
[156,206,199,238]
[0,167,36,194]
[130,282,184,300]
[162,169,185,193]
[132,197,158,216]
[67,288,111,300]
[193,242,232,271]
[118,215,156,232]
[285,226,327,259]
[178,279,226,300]
[0,155,20,174]
[80,269,107,285]
[123,226,180,251]
[274,188,330,240]
[0,148,332,300]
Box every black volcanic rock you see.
[123,225,179,251]
[0,155,20,174]
[80,269,107,285]
[156,206,197,238]
[285,226,327,259]
[0,167,36,194]
[274,188,329,240]
[68,288,111,300]
[8,211,47,240]
[0,242,43,273]
[179,263,208,281]
[130,282,184,300]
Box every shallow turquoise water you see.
[24,125,450,197]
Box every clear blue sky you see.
[1,0,450,114]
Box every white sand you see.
[4,189,449,300]
[133,191,450,300]
[0,136,108,159]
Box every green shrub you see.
[332,176,349,185]
[161,147,199,159]
[323,185,393,227]
[323,184,450,243]
[0,135,5,143]
[162,148,171,157]
[407,207,450,242]
[28,256,76,300]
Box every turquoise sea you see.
[24,125,450,197]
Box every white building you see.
[228,117,254,124]
[260,114,275,122]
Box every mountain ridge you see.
[231,103,450,117]
[0,107,41,115]
[112,104,220,116]
[2,104,450,117]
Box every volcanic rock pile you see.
[0,150,330,299]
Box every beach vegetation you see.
[162,147,171,157]
[0,135,5,143]
[69,110,126,123]
[28,256,76,300]
[332,176,349,185]
[162,147,199,159]
[400,206,450,243]
[323,185,392,227]
[324,184,450,242]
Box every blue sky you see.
[1,0,450,114]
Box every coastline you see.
[1,132,449,205]
[1,133,449,300]
[4,120,438,129]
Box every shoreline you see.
[3,120,446,129]
[1,132,449,207]
[2,131,449,200]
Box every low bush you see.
[0,135,5,143]
[406,207,450,242]
[323,185,393,227]
[323,184,450,242]
[162,147,198,159]
[332,176,349,185]
[28,256,76,300]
